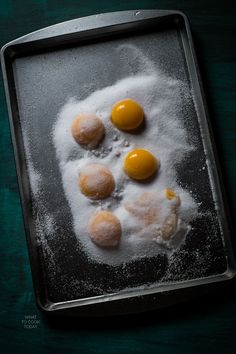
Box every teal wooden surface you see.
[0,1,235,353]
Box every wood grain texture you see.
[0,0,235,353]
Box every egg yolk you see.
[79,163,115,199]
[111,98,144,131]
[164,188,181,207]
[124,149,159,180]
[88,211,121,248]
[71,113,104,148]
[165,188,176,200]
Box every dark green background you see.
[0,1,235,353]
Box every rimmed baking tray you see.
[1,9,235,316]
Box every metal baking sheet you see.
[1,10,235,315]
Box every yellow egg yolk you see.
[124,149,159,180]
[164,188,181,207]
[111,98,144,131]
[165,188,176,200]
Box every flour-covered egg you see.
[88,211,121,247]
[71,113,105,148]
[124,189,182,242]
[79,163,115,200]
